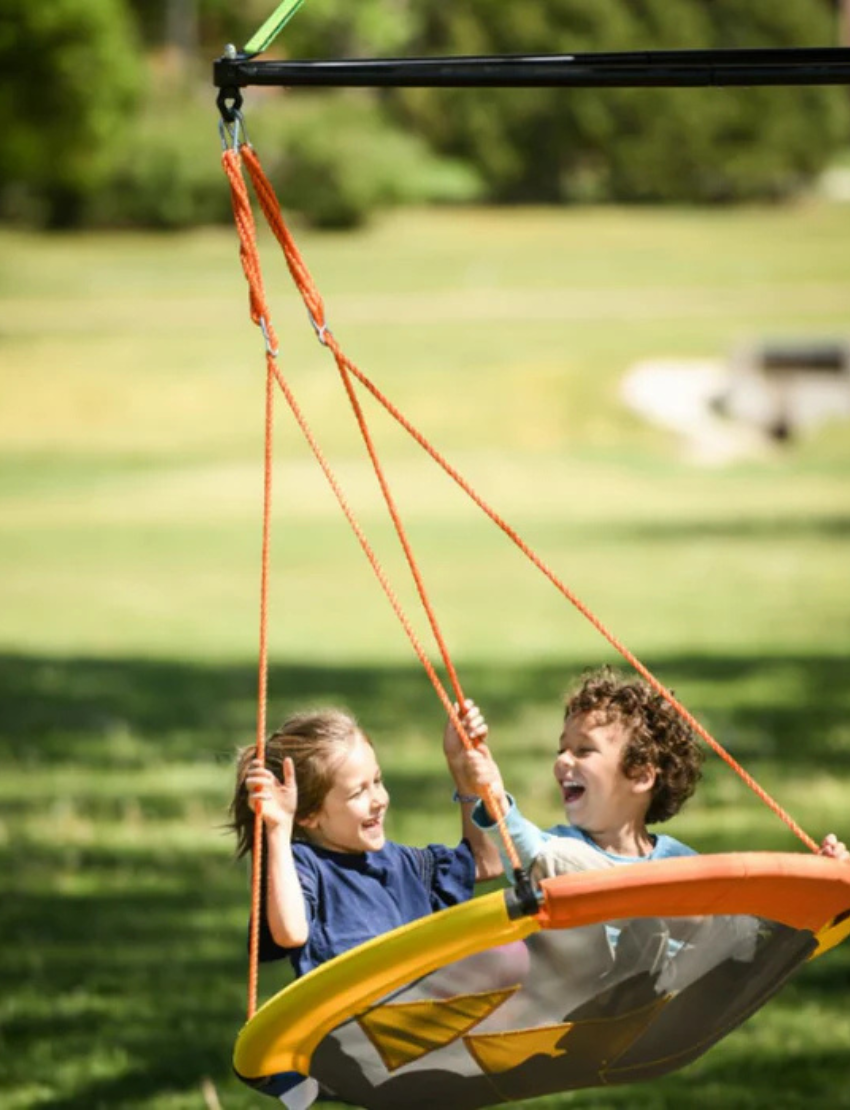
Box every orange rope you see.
[242,145,469,707]
[246,357,277,1020]
[331,354,820,854]
[224,143,517,841]
[245,358,276,1021]
[229,139,819,859]
[223,145,522,1021]
[225,146,280,1020]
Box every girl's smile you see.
[299,733,389,853]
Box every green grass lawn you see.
[1,199,849,1109]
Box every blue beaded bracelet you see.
[452,790,480,804]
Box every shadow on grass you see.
[1,650,849,1108]
[1,650,848,771]
[3,840,847,1110]
[518,1039,850,1110]
[0,859,250,1108]
[593,513,850,544]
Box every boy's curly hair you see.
[566,667,703,824]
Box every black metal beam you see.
[214,47,850,91]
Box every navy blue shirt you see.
[258,839,476,977]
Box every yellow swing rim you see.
[234,851,850,1081]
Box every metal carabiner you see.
[217,76,244,129]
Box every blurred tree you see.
[6,1,845,228]
[244,92,482,228]
[166,0,199,61]
[121,0,409,57]
[394,0,849,203]
[0,0,141,226]
[124,0,261,50]
[273,0,415,58]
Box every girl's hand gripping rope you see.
[246,757,298,832]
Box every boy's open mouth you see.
[562,782,586,804]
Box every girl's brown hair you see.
[566,667,704,825]
[229,708,366,857]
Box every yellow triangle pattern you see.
[811,913,850,959]
[465,995,670,1077]
[358,986,519,1072]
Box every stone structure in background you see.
[622,340,850,464]
[717,341,850,442]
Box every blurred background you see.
[4,0,850,228]
[2,3,850,1109]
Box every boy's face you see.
[553,709,655,839]
[299,733,389,853]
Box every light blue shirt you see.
[472,796,696,871]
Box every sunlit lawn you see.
[1,199,849,1108]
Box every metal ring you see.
[308,310,330,346]
[218,104,249,152]
[217,84,244,125]
[260,317,278,357]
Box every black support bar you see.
[214,47,850,91]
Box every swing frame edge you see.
[214,45,850,92]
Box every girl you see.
[230,707,502,977]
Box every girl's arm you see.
[246,758,311,947]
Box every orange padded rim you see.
[537,852,850,934]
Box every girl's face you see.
[553,709,655,842]
[299,732,389,853]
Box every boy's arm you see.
[443,701,504,882]
[471,796,550,872]
[442,700,552,875]
[247,758,311,947]
[446,701,552,874]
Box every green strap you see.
[243,0,308,56]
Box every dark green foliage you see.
[395,0,849,203]
[92,98,234,229]
[0,0,476,230]
[90,90,480,230]
[120,0,413,59]
[265,0,415,59]
[122,0,267,51]
[247,93,482,229]
[0,0,142,227]
[1,0,847,228]
[1,651,849,1106]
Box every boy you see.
[444,667,848,875]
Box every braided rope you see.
[223,145,523,1021]
[223,148,280,1019]
[233,141,818,858]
